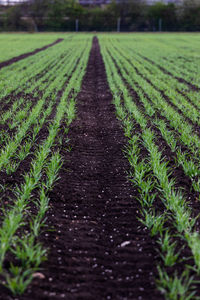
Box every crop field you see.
[0,34,66,62]
[0,33,200,299]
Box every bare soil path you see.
[1,37,163,300]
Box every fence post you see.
[76,19,79,32]
[159,18,162,32]
[117,18,121,32]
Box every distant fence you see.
[0,16,196,32]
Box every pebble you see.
[120,240,131,247]
[32,272,45,279]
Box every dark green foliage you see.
[1,0,200,31]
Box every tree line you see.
[0,0,200,32]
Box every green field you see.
[0,33,200,299]
[0,33,68,62]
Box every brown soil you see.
[0,39,63,70]
[0,37,164,299]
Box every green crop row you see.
[99,34,200,300]
[0,34,92,295]
[0,33,69,62]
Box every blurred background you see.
[0,0,199,32]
